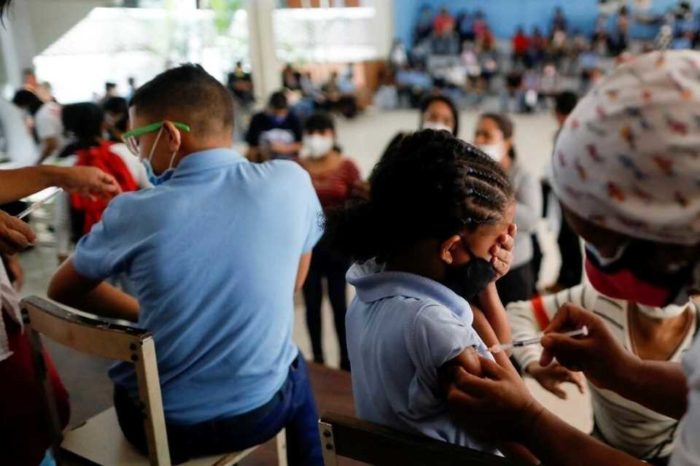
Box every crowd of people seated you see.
[380,2,700,114]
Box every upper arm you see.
[406,305,485,384]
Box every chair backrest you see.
[318,413,514,466]
[21,295,171,466]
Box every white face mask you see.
[422,121,453,133]
[476,143,505,162]
[636,302,690,320]
[303,135,334,159]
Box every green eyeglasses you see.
[123,121,191,156]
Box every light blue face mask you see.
[142,127,177,186]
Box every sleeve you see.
[514,170,543,234]
[72,196,139,281]
[507,284,586,370]
[406,305,483,385]
[245,114,263,147]
[301,170,324,253]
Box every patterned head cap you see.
[552,50,700,246]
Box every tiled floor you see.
[15,107,592,455]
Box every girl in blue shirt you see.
[326,130,534,461]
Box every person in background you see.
[55,102,148,262]
[418,94,459,136]
[101,82,118,105]
[414,4,434,45]
[508,282,696,465]
[433,7,455,36]
[126,77,137,101]
[0,96,38,167]
[298,112,362,371]
[282,64,302,92]
[246,91,303,162]
[12,89,64,162]
[102,97,129,144]
[512,27,531,69]
[474,113,542,305]
[227,61,255,110]
[545,91,582,293]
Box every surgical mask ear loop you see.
[167,150,178,170]
[145,127,165,163]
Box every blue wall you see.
[394,0,686,45]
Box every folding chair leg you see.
[318,421,338,466]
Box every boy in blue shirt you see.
[49,65,324,465]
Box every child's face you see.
[461,202,516,262]
[129,107,181,175]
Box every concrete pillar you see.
[0,0,37,89]
[247,0,280,106]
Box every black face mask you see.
[443,237,497,300]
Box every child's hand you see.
[490,223,517,281]
[526,362,585,400]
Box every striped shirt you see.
[507,282,698,460]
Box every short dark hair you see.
[102,97,129,133]
[129,64,234,137]
[304,112,335,134]
[419,94,460,136]
[326,130,513,261]
[555,91,579,116]
[62,102,104,149]
[12,90,42,115]
[268,91,288,110]
[105,82,116,90]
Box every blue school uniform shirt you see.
[73,149,323,424]
[345,259,497,452]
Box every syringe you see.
[488,325,589,354]
[17,188,63,220]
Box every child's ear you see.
[440,235,462,264]
[163,121,183,152]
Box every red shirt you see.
[306,158,361,210]
[513,33,531,54]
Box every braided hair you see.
[326,129,513,261]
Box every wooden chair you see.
[318,413,514,466]
[22,295,287,466]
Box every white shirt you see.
[34,102,65,158]
[0,98,38,167]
